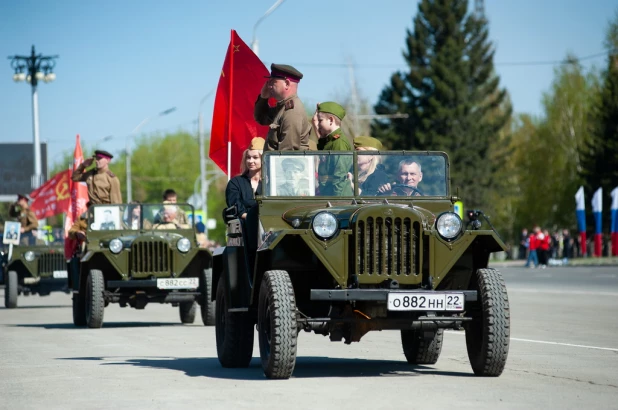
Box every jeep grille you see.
[131,241,172,274]
[38,253,65,275]
[355,217,420,276]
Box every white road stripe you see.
[507,288,618,297]
[448,331,618,352]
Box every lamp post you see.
[126,107,176,202]
[198,88,216,231]
[8,45,58,190]
[250,0,287,56]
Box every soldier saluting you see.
[71,149,122,205]
[254,64,311,151]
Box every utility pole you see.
[347,60,361,138]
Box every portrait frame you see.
[3,221,21,245]
[269,156,315,197]
[92,206,121,231]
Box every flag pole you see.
[227,30,235,181]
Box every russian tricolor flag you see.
[610,187,618,256]
[592,188,603,257]
[575,186,586,257]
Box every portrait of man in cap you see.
[3,221,21,245]
[275,157,313,196]
[254,63,311,152]
[71,149,122,205]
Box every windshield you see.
[263,152,448,197]
[88,203,196,231]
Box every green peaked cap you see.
[353,135,383,150]
[317,101,346,120]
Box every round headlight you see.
[436,212,462,240]
[24,251,35,262]
[312,212,338,239]
[109,238,123,254]
[177,237,191,253]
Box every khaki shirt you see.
[254,94,311,151]
[72,167,122,205]
[9,204,38,233]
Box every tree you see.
[580,9,618,233]
[371,0,511,209]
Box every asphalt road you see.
[1,266,617,410]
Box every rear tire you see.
[72,291,87,326]
[465,268,510,376]
[200,269,215,326]
[258,270,298,379]
[4,270,18,309]
[401,329,444,365]
[179,301,197,324]
[215,277,254,367]
[85,269,105,328]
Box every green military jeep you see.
[70,203,214,328]
[3,243,68,308]
[213,151,510,379]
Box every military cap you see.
[354,135,383,150]
[317,102,346,120]
[17,193,30,201]
[281,158,305,172]
[249,137,265,151]
[265,64,303,83]
[94,149,114,159]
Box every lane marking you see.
[448,332,618,352]
[508,288,618,297]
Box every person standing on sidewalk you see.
[525,226,540,268]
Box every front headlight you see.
[312,212,338,239]
[109,238,123,254]
[24,251,35,262]
[436,212,462,240]
[177,237,191,253]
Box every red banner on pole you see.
[209,29,270,176]
[64,135,89,260]
[29,169,72,219]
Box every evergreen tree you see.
[372,0,511,208]
[580,10,618,233]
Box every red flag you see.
[64,135,89,260]
[209,29,270,176]
[29,169,72,219]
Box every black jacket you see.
[225,174,262,218]
[359,165,390,196]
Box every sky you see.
[0,0,615,170]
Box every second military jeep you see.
[213,151,510,379]
[3,243,68,308]
[70,203,213,328]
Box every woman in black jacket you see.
[225,137,264,219]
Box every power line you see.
[274,50,611,69]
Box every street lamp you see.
[126,107,176,202]
[8,45,58,189]
[250,0,287,56]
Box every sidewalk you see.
[489,256,618,268]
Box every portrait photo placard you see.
[2,221,21,245]
[269,156,315,197]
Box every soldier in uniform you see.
[313,102,353,196]
[254,64,311,151]
[71,149,122,205]
[9,194,38,245]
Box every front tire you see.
[179,301,196,324]
[465,268,510,376]
[258,270,298,379]
[4,270,18,308]
[199,269,215,326]
[215,277,254,368]
[401,329,444,365]
[85,269,105,328]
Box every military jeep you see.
[3,243,68,308]
[213,151,510,379]
[70,203,214,328]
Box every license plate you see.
[387,292,464,311]
[53,270,68,279]
[157,277,199,290]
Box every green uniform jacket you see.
[254,94,311,151]
[317,128,353,196]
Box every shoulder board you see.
[106,170,116,178]
[332,134,340,139]
[285,99,294,110]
